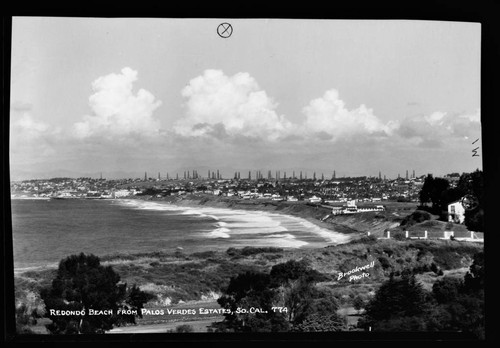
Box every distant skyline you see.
[9,18,482,180]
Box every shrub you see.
[400,210,432,227]
[392,232,407,241]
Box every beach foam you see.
[116,199,350,247]
[206,228,231,238]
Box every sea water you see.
[10,198,350,270]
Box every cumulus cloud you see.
[301,89,397,141]
[73,67,162,139]
[10,107,62,159]
[396,109,481,147]
[174,70,293,141]
[10,106,61,142]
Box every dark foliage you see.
[40,253,151,334]
[214,259,340,332]
[400,210,432,227]
[359,251,484,338]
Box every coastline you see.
[125,194,357,245]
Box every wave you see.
[116,199,349,246]
[267,233,296,239]
[206,228,231,239]
[237,235,308,248]
[225,226,289,235]
[290,216,352,244]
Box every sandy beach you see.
[128,194,356,245]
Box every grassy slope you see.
[14,238,482,332]
[15,238,482,308]
[13,199,482,331]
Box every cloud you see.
[396,109,481,147]
[301,89,396,141]
[73,67,162,139]
[173,70,293,141]
[10,109,62,159]
[10,100,33,111]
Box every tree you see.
[419,175,457,214]
[457,170,484,231]
[215,260,334,332]
[353,295,366,314]
[432,277,463,304]
[359,274,431,331]
[15,304,38,334]
[216,271,288,332]
[292,313,346,332]
[419,174,435,207]
[426,252,484,338]
[463,252,484,294]
[41,253,152,334]
[270,260,329,324]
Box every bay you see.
[10,198,349,270]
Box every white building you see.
[448,200,465,224]
[114,189,132,198]
[308,195,322,203]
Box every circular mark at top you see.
[461,194,479,211]
[217,23,233,38]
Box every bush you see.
[174,324,194,333]
[226,246,284,258]
[350,235,378,245]
[400,210,432,227]
[392,232,407,241]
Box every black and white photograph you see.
[5,15,489,341]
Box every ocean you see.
[10,198,350,270]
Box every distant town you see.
[10,169,463,208]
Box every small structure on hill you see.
[448,200,465,224]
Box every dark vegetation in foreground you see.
[14,238,483,337]
[15,237,484,337]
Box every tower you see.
[406,170,408,180]
[144,172,147,181]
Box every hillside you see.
[15,237,483,333]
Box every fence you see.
[369,230,484,242]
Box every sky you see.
[9,17,482,180]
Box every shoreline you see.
[125,194,357,245]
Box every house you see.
[448,200,465,224]
[308,195,322,203]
